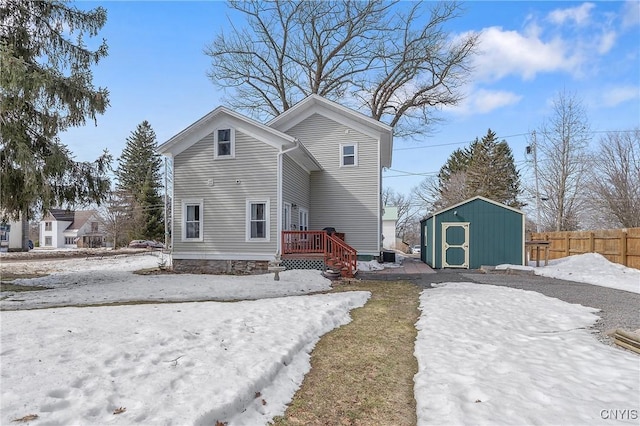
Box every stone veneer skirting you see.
[173,259,269,275]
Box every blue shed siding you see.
[420,197,524,269]
[422,217,435,267]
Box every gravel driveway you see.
[361,267,640,346]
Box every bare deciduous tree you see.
[537,90,591,231]
[589,130,640,228]
[383,187,423,245]
[97,190,144,248]
[205,0,478,136]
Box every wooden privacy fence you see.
[530,228,640,270]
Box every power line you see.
[392,129,638,152]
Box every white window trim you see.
[340,143,358,167]
[298,207,309,231]
[246,199,270,242]
[182,199,204,242]
[214,127,236,159]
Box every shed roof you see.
[423,196,524,221]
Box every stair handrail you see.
[324,233,357,278]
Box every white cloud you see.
[597,30,617,54]
[547,2,595,26]
[448,88,522,115]
[622,0,640,29]
[472,26,581,82]
[601,85,640,107]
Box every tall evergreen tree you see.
[115,121,164,241]
[0,0,111,250]
[467,129,522,207]
[431,129,522,209]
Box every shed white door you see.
[442,222,469,268]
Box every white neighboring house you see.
[40,209,106,249]
[382,206,398,250]
[158,95,393,275]
[0,217,25,251]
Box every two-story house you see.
[158,95,393,276]
[40,209,106,249]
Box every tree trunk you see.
[21,206,30,251]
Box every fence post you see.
[565,233,570,256]
[589,232,595,253]
[621,230,628,266]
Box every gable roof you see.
[157,106,297,158]
[47,209,98,230]
[268,94,394,168]
[426,196,524,219]
[48,209,75,222]
[383,206,398,221]
[157,106,322,171]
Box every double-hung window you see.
[340,143,357,167]
[246,200,270,241]
[45,222,52,231]
[182,199,203,241]
[214,128,235,159]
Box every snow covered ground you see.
[497,252,640,294]
[1,252,639,425]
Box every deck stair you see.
[282,231,357,278]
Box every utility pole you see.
[532,130,541,233]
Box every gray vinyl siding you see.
[286,113,380,254]
[173,130,278,256]
[282,154,311,229]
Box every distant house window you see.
[214,128,235,159]
[45,236,52,246]
[340,143,357,167]
[65,237,75,245]
[247,200,270,241]
[45,222,52,231]
[182,199,203,241]
[91,222,99,233]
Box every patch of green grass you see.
[272,279,421,426]
[0,283,50,292]
[1,272,49,281]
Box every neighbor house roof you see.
[268,94,394,168]
[47,209,98,230]
[383,206,398,221]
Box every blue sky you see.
[62,1,640,199]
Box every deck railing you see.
[282,231,357,277]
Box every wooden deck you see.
[282,231,357,277]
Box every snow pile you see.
[2,255,333,310]
[534,253,640,294]
[1,292,370,425]
[498,253,640,294]
[357,260,385,271]
[414,283,640,426]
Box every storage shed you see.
[420,196,525,269]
